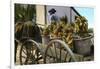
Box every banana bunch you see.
[74,16,81,33]
[48,22,57,37]
[74,16,88,37]
[42,26,50,36]
[63,23,74,49]
[53,23,63,37]
[81,16,88,33]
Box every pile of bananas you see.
[46,16,74,49]
[42,16,89,49]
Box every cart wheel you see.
[44,40,77,63]
[20,39,42,65]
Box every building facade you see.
[36,5,81,27]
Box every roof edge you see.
[70,7,81,16]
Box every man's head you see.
[48,8,56,15]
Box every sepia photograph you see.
[14,3,94,65]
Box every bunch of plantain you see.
[53,23,63,38]
[74,16,89,37]
[42,26,50,36]
[48,22,58,38]
[63,23,74,49]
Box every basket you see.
[73,35,93,55]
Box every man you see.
[48,8,59,24]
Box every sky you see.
[75,7,94,28]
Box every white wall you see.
[36,5,80,25]
[71,9,79,23]
[36,5,45,27]
[46,5,71,24]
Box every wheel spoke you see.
[60,46,62,62]
[54,43,58,62]
[22,49,27,55]
[64,52,68,62]
[21,56,27,59]
[49,46,54,58]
